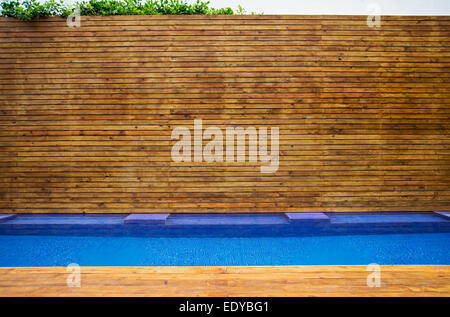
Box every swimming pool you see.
[0,232,449,267]
[0,212,449,267]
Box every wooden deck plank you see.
[0,265,448,297]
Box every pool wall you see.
[0,212,449,237]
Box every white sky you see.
[208,0,450,15]
[61,0,450,15]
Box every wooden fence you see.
[0,15,449,213]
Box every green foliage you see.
[0,0,249,20]
[0,0,71,21]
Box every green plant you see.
[0,0,255,20]
[0,0,69,21]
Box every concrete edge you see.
[434,211,450,220]
[285,212,330,222]
[124,213,170,224]
[0,214,17,223]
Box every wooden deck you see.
[0,265,448,296]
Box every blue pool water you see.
[0,232,449,267]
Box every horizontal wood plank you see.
[0,265,448,296]
[1,15,449,213]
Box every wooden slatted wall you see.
[0,15,449,213]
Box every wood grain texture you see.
[0,265,448,297]
[0,15,449,213]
